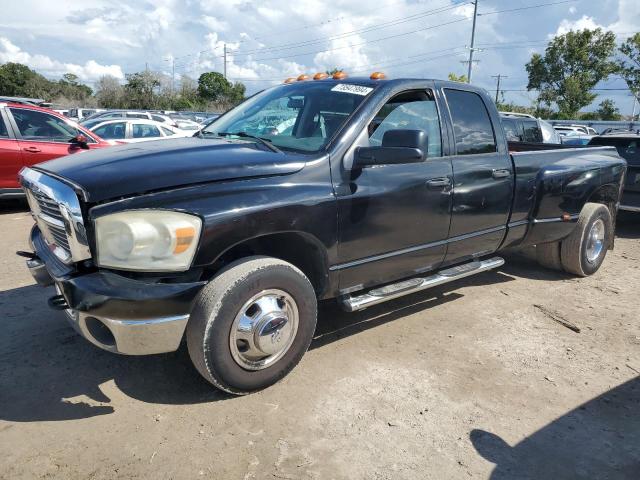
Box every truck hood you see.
[35,137,306,203]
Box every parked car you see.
[173,118,201,131]
[81,110,179,128]
[0,101,112,198]
[554,125,597,136]
[88,119,190,143]
[588,132,640,212]
[500,112,561,144]
[20,76,625,395]
[67,108,105,122]
[560,132,596,146]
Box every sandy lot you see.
[0,201,638,480]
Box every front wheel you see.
[186,256,317,395]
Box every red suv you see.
[0,101,113,198]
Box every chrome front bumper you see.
[25,226,204,356]
[59,299,189,355]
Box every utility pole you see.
[171,58,175,97]
[223,43,227,80]
[491,74,507,103]
[467,0,479,83]
[632,95,638,122]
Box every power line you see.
[478,0,578,16]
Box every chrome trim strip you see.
[507,219,529,228]
[619,205,640,212]
[19,167,91,264]
[329,225,506,271]
[532,214,579,224]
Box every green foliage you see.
[581,99,621,120]
[526,28,618,118]
[618,33,640,101]
[325,68,342,75]
[447,72,468,83]
[0,61,246,112]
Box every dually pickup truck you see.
[20,75,626,394]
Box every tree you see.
[0,62,43,96]
[325,68,342,76]
[581,99,622,120]
[618,33,640,101]
[447,72,468,83]
[526,28,617,118]
[61,73,79,86]
[124,71,161,109]
[197,72,232,102]
[95,75,125,108]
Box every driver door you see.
[334,87,453,291]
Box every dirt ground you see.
[0,201,638,480]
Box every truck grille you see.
[20,168,92,265]
[29,189,72,254]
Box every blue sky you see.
[0,0,638,113]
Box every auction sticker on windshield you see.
[331,84,374,96]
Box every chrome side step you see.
[340,256,505,312]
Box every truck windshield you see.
[200,82,372,152]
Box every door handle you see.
[23,146,41,153]
[426,177,452,188]
[492,169,511,179]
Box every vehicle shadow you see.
[0,270,515,422]
[615,215,639,239]
[470,376,640,479]
[0,199,29,214]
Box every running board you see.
[340,257,505,312]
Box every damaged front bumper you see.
[26,226,205,355]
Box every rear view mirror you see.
[354,129,428,167]
[70,134,89,150]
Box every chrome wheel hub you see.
[229,289,299,370]
[585,218,605,263]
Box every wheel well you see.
[210,232,329,296]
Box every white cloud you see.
[201,16,230,32]
[0,37,124,81]
[554,15,604,36]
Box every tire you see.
[560,203,612,277]
[186,256,317,395]
[536,241,563,271]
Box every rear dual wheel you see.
[536,203,612,277]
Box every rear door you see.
[0,108,23,190]
[440,87,513,264]
[7,107,86,166]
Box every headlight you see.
[95,210,202,271]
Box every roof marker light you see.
[284,77,296,84]
[332,71,348,80]
[370,72,386,80]
[297,74,311,81]
[313,72,329,80]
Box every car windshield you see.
[201,82,373,152]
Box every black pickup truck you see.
[20,76,626,394]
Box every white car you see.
[173,119,202,131]
[89,119,191,143]
[554,125,597,136]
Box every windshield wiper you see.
[216,131,281,153]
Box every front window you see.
[93,122,126,140]
[132,123,161,138]
[10,108,84,143]
[201,82,373,152]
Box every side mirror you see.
[354,129,428,167]
[70,134,90,150]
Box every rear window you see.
[522,119,543,143]
[501,118,522,141]
[445,89,496,155]
[590,137,640,165]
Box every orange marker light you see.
[297,74,311,81]
[284,77,296,84]
[174,227,196,254]
[561,213,572,222]
[332,71,348,80]
[370,71,386,80]
[313,72,329,80]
